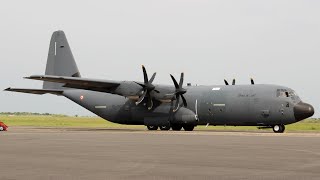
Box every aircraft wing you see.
[4,88,63,95]
[25,75,121,93]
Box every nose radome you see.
[294,102,315,121]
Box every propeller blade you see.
[170,74,179,89]
[179,73,184,88]
[154,89,160,93]
[232,79,236,85]
[134,82,146,88]
[181,95,187,107]
[224,79,229,85]
[142,65,148,83]
[251,78,255,85]
[149,72,157,84]
[173,95,180,112]
[195,99,199,121]
[136,90,147,105]
[147,93,153,110]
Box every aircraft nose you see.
[294,102,314,121]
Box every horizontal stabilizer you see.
[4,88,63,95]
[25,75,120,93]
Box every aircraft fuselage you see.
[63,84,314,128]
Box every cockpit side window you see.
[277,89,300,100]
[277,89,290,98]
[277,89,284,97]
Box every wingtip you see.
[24,75,43,79]
[4,87,11,91]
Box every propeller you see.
[135,65,159,110]
[170,73,187,112]
[224,79,236,85]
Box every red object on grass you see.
[0,122,8,131]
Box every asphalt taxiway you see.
[1,127,319,180]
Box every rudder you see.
[43,31,81,89]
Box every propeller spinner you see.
[135,65,159,110]
[170,73,187,112]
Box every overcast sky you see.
[0,0,319,117]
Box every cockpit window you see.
[289,91,297,97]
[277,89,289,98]
[277,89,300,100]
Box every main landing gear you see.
[147,125,158,131]
[171,124,183,131]
[146,125,195,131]
[159,125,171,131]
[273,125,285,133]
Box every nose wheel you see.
[183,125,195,131]
[273,125,285,133]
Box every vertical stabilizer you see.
[43,31,81,89]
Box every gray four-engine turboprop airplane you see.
[5,31,315,133]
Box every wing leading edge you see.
[25,75,121,93]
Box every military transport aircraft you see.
[5,31,315,133]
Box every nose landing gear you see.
[273,125,285,133]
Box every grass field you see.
[0,115,319,132]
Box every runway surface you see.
[1,127,320,180]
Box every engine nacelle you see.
[173,108,198,125]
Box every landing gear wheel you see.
[183,125,195,131]
[273,125,285,133]
[160,125,171,131]
[171,125,183,131]
[147,125,158,131]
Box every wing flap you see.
[4,88,63,95]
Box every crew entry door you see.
[200,87,227,125]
